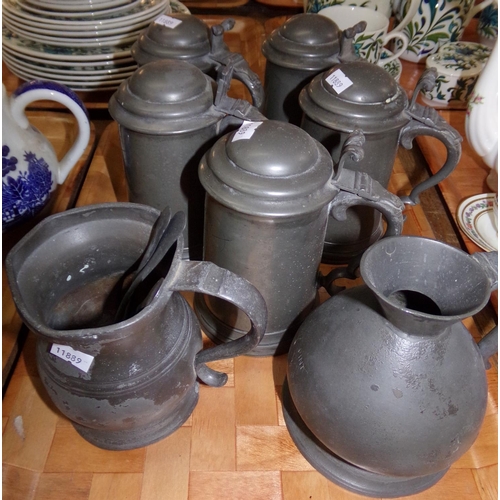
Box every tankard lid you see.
[131,14,212,69]
[199,120,338,216]
[262,14,341,70]
[299,61,410,133]
[109,59,223,134]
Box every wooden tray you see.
[3,120,497,500]
[2,112,97,388]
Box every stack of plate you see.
[2,0,189,92]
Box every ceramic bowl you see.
[421,41,491,109]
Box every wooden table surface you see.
[2,9,497,500]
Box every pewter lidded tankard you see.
[194,120,405,356]
[261,13,363,125]
[131,14,264,109]
[6,203,267,450]
[108,59,264,260]
[300,62,463,263]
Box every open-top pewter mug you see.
[261,13,362,126]
[131,14,264,109]
[300,62,462,263]
[284,236,498,497]
[5,203,267,451]
[194,120,405,356]
[2,81,90,231]
[109,59,265,260]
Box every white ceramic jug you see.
[2,81,90,230]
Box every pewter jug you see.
[131,14,264,109]
[285,236,497,497]
[300,63,462,263]
[261,13,362,125]
[109,59,264,260]
[194,120,404,356]
[6,203,267,450]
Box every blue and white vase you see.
[2,81,90,231]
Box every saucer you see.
[457,193,498,252]
[379,48,402,82]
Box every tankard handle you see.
[9,81,91,185]
[209,19,265,110]
[169,260,267,387]
[398,68,463,205]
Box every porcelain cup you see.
[319,5,409,64]
[395,0,493,62]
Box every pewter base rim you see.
[73,384,199,451]
[282,379,448,498]
[193,293,294,357]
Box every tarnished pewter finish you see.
[109,59,264,260]
[194,121,404,356]
[5,203,267,450]
[261,13,362,125]
[131,15,264,109]
[286,236,497,496]
[300,63,463,263]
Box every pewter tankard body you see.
[299,62,462,263]
[109,59,264,260]
[194,120,405,356]
[261,13,362,125]
[131,14,264,109]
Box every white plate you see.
[23,0,134,12]
[3,27,135,61]
[457,193,498,252]
[4,60,127,90]
[3,9,154,37]
[3,51,136,80]
[3,0,168,27]
[3,19,142,47]
[380,49,402,82]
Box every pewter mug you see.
[194,120,404,356]
[300,63,462,263]
[261,13,362,125]
[109,59,264,260]
[285,236,497,497]
[6,203,267,450]
[131,15,264,109]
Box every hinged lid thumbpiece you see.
[299,61,410,133]
[108,59,224,135]
[199,120,339,217]
[262,14,342,71]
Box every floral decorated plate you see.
[457,193,498,251]
[380,48,402,82]
[23,0,134,13]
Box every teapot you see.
[5,203,267,450]
[131,14,264,109]
[2,81,90,231]
[285,236,497,497]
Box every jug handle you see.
[478,326,498,370]
[466,0,493,26]
[9,81,91,185]
[169,260,267,387]
[323,130,406,295]
[398,68,463,205]
[209,19,265,110]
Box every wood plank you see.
[44,426,146,473]
[282,470,332,499]
[89,473,143,500]
[234,356,278,426]
[2,464,40,500]
[189,471,282,500]
[141,427,191,500]
[236,425,314,471]
[473,464,498,500]
[34,473,93,500]
[190,387,236,471]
